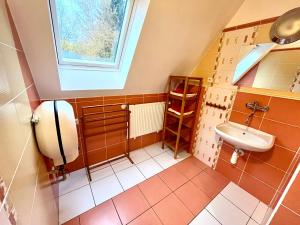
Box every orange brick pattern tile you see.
[43,94,166,172]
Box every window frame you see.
[49,0,135,69]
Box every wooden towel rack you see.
[80,103,133,181]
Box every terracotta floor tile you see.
[204,168,230,186]
[191,171,228,198]
[63,217,80,225]
[283,172,300,215]
[153,193,193,225]
[175,181,211,215]
[245,156,285,189]
[138,175,171,206]
[158,166,188,191]
[215,159,242,184]
[174,157,206,179]
[128,209,162,225]
[270,205,300,225]
[80,200,121,225]
[112,186,150,224]
[239,173,276,204]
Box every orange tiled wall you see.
[271,169,300,225]
[216,92,300,205]
[53,94,167,172]
[0,2,58,224]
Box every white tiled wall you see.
[0,0,58,224]
[194,26,257,167]
[194,86,237,167]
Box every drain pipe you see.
[230,148,244,165]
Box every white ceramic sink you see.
[215,122,275,152]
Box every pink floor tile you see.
[175,181,211,215]
[113,186,150,224]
[138,175,171,206]
[63,217,80,225]
[174,157,207,179]
[80,200,121,225]
[191,171,228,198]
[158,166,188,191]
[153,193,193,225]
[128,209,162,225]
[204,168,229,186]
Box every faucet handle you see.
[245,101,269,112]
[245,101,258,109]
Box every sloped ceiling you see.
[7,0,244,99]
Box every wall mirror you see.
[232,41,300,93]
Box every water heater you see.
[32,100,79,167]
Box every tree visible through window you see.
[52,0,131,66]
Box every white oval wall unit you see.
[33,100,79,166]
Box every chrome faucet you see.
[245,101,269,127]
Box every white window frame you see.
[49,0,135,69]
[48,0,150,90]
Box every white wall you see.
[226,0,300,27]
[8,0,244,99]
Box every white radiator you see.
[129,102,165,138]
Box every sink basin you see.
[215,122,275,152]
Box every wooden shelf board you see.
[169,94,198,101]
[167,111,194,119]
[164,137,189,152]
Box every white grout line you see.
[281,204,300,217]
[220,192,258,218]
[88,183,96,207]
[250,201,263,224]
[258,96,271,130]
[58,146,175,193]
[204,209,223,225]
[58,145,188,221]
[29,155,42,224]
[0,41,23,52]
[266,163,300,225]
[0,83,33,111]
[0,132,32,212]
[267,147,300,214]
[232,107,300,129]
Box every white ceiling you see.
[7,0,245,99]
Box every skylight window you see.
[50,0,133,68]
[49,0,149,90]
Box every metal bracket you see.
[31,113,39,124]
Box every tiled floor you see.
[59,142,191,224]
[60,142,269,225]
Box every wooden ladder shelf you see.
[162,75,203,159]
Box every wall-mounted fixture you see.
[31,100,79,180]
[215,122,275,165]
[245,101,269,127]
[206,102,227,110]
[270,7,300,45]
[215,101,273,165]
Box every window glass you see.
[54,0,130,66]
